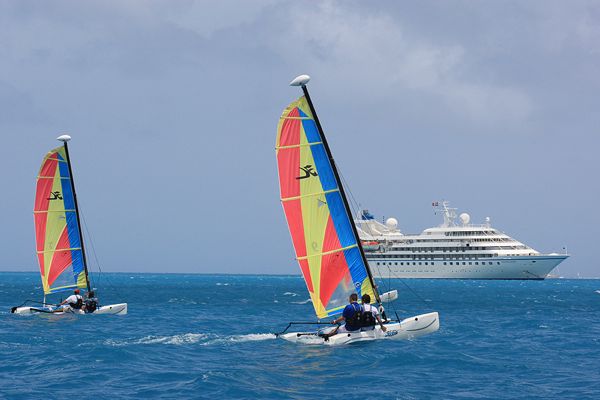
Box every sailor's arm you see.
[376,315,387,331]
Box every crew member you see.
[83,291,98,313]
[321,293,363,339]
[56,289,83,313]
[361,294,387,332]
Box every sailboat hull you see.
[280,311,439,345]
[11,303,128,316]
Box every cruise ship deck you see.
[356,202,568,280]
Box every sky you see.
[0,0,598,277]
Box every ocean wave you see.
[167,298,198,305]
[202,333,276,346]
[283,292,298,296]
[103,332,276,347]
[104,333,211,347]
[291,298,312,304]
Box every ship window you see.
[376,262,380,265]
[489,262,493,265]
[462,262,466,265]
[418,262,422,265]
[449,262,453,265]
[400,262,404,266]
[394,262,398,265]
[497,262,500,265]
[443,262,447,265]
[475,262,478,265]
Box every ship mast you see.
[57,135,92,292]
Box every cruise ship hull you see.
[370,255,568,280]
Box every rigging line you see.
[385,266,401,319]
[373,263,401,320]
[337,167,361,217]
[397,278,431,307]
[337,165,378,238]
[78,203,117,293]
[337,166,374,240]
[78,207,101,289]
[383,266,432,308]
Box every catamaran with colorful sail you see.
[275,75,439,345]
[11,135,127,316]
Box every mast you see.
[290,75,382,305]
[57,135,91,292]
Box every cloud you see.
[163,0,278,38]
[261,1,533,127]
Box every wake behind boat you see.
[274,75,439,345]
[11,135,126,316]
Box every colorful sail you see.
[34,146,87,294]
[276,96,375,318]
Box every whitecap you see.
[291,299,312,304]
[167,298,197,305]
[283,292,298,297]
[202,333,276,346]
[105,333,210,347]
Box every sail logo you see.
[296,165,318,180]
[385,330,398,337]
[47,191,63,200]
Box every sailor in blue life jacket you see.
[360,294,387,332]
[55,289,83,313]
[321,293,363,339]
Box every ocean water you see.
[1,273,599,399]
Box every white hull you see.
[12,303,128,316]
[370,256,567,280]
[280,312,439,345]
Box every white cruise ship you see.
[356,201,568,280]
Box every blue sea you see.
[1,273,599,399]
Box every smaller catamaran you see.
[11,135,127,316]
[275,75,439,345]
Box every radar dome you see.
[459,213,470,225]
[385,217,398,230]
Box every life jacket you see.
[345,303,363,331]
[85,299,98,313]
[360,304,377,329]
[69,295,83,310]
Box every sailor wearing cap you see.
[55,289,84,313]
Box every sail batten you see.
[276,96,375,318]
[34,146,88,294]
[281,188,339,202]
[296,244,358,260]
